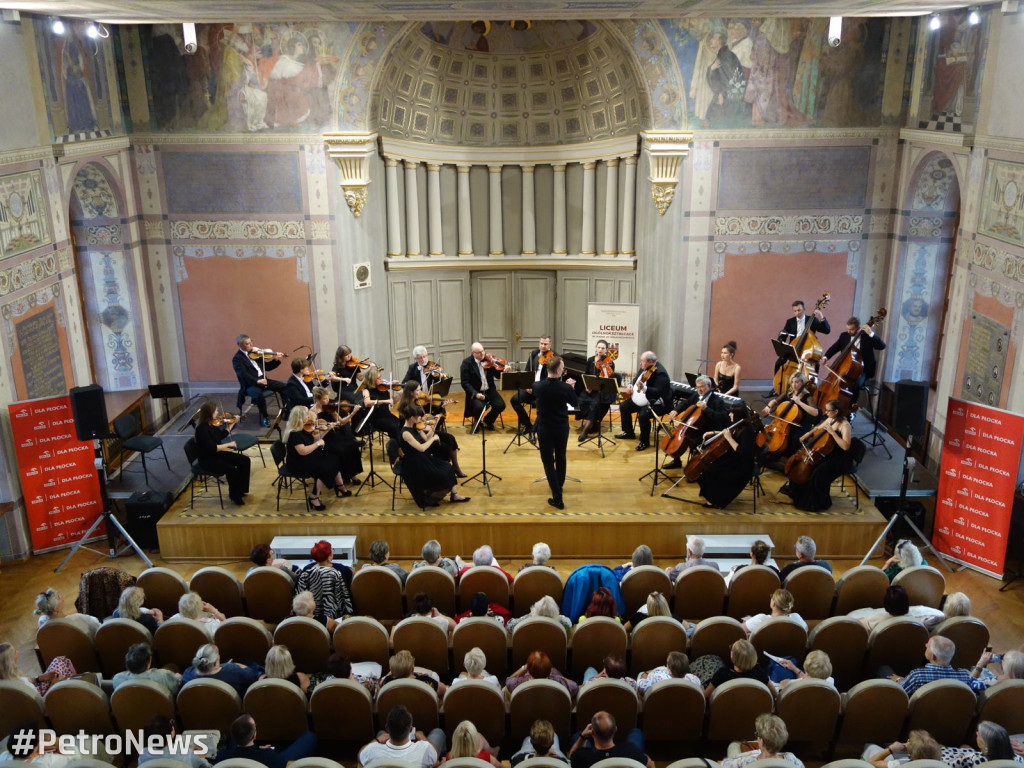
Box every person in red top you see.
[447,720,502,768]
[455,544,513,584]
[454,591,511,627]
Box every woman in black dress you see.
[395,381,466,477]
[284,406,350,511]
[695,402,757,509]
[359,365,402,439]
[396,398,470,508]
[310,386,363,485]
[781,398,853,512]
[331,345,363,405]
[194,401,251,506]
[713,340,742,396]
[577,339,617,442]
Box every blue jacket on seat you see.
[561,564,625,622]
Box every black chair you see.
[113,413,170,484]
[184,437,225,509]
[839,437,868,509]
[385,438,422,510]
[270,440,310,512]
[228,431,266,468]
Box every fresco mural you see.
[915,7,990,131]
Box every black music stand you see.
[463,404,500,496]
[148,383,183,426]
[684,372,700,388]
[354,404,392,494]
[638,406,675,495]
[580,375,618,458]
[427,376,454,424]
[772,339,801,366]
[501,370,539,452]
[861,381,892,458]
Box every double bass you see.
[813,308,887,412]
[773,292,831,397]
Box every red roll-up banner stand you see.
[8,395,105,553]
[933,398,1024,578]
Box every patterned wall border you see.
[710,239,860,280]
[968,240,1024,286]
[714,215,863,236]
[0,248,67,298]
[978,157,1024,249]
[170,220,308,240]
[171,244,309,283]
[967,271,1024,309]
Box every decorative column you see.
[581,161,597,255]
[620,155,637,255]
[457,164,473,256]
[521,164,536,255]
[552,164,567,254]
[323,131,378,218]
[640,130,694,216]
[404,159,421,256]
[383,156,402,257]
[603,157,619,256]
[488,164,504,255]
[426,163,443,256]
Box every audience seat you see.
[589,759,647,768]
[774,678,841,754]
[274,616,332,674]
[864,616,929,677]
[405,566,457,617]
[213,617,274,665]
[835,679,908,748]
[905,678,976,746]
[441,679,506,745]
[511,616,568,670]
[517,759,577,768]
[628,616,687,676]
[189,567,246,618]
[891,566,945,609]
[706,678,774,743]
[808,616,869,692]
[392,616,451,677]
[834,566,888,614]
[576,677,640,733]
[977,678,1024,736]
[673,566,727,621]
[176,678,243,734]
[136,567,189,618]
[242,566,294,624]
[749,617,808,665]
[213,757,272,768]
[94,618,152,678]
[689,616,746,661]
[153,618,210,672]
[43,680,115,738]
[512,567,564,618]
[309,677,375,742]
[666,760,721,768]
[37,617,101,674]
[930,615,989,670]
[619,565,673,616]
[351,566,406,622]
[443,760,495,768]
[458,566,511,610]
[376,678,440,732]
[334,616,391,666]
[642,678,705,742]
[726,565,780,619]
[508,679,572,743]
[288,759,346,768]
[0,680,46,739]
[783,565,836,621]
[110,679,175,733]
[243,678,310,741]
[451,617,509,678]
[569,616,627,679]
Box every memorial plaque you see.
[961,312,1009,407]
[16,307,67,399]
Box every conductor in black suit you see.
[615,350,672,451]
[533,357,578,510]
[774,299,832,376]
[823,316,886,404]
[663,375,730,469]
[460,342,506,430]
[511,335,553,436]
[283,358,316,414]
[232,334,287,427]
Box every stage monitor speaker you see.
[69,385,109,441]
[124,490,172,550]
[893,379,928,436]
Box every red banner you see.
[9,395,105,552]
[933,398,1024,578]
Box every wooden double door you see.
[470,271,556,367]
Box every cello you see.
[683,419,747,482]
[773,292,831,397]
[783,408,850,486]
[813,308,887,412]
[757,395,806,459]
[661,402,707,458]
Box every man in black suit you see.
[615,350,672,451]
[774,299,831,376]
[282,357,316,413]
[232,334,287,427]
[533,356,578,510]
[511,334,553,436]
[404,344,448,416]
[663,375,731,469]
[823,316,886,404]
[460,342,506,431]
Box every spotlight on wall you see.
[182,22,197,53]
[51,17,64,34]
[827,16,842,47]
[968,7,981,24]
[929,14,941,30]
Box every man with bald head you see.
[460,341,506,431]
[615,350,671,451]
[568,711,653,768]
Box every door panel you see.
[471,273,513,361]
[513,272,556,365]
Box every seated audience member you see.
[34,588,101,637]
[2,725,77,767]
[742,588,807,634]
[506,650,578,697]
[721,713,804,768]
[778,536,832,580]
[578,586,620,623]
[849,584,944,630]
[450,646,501,689]
[666,536,721,582]
[363,539,409,586]
[112,586,163,633]
[172,591,225,637]
[217,714,316,768]
[378,648,447,697]
[263,644,309,693]
[507,595,573,632]
[568,711,653,768]
[636,651,701,693]
[866,729,942,768]
[295,540,354,619]
[726,539,778,584]
[612,544,653,581]
[454,591,511,626]
[137,715,212,768]
[307,651,380,694]
[510,719,568,765]
[112,643,181,696]
[181,643,262,697]
[447,720,502,768]
[624,591,675,632]
[0,641,75,696]
[771,650,835,692]
[943,591,973,618]
[248,543,299,579]
[886,636,987,694]
[411,538,459,578]
[883,539,927,581]
[702,639,771,697]
[939,721,1023,768]
[291,590,338,633]
[582,653,637,688]
[973,648,1024,688]
[520,541,555,571]
[358,704,446,768]
[406,591,456,632]
[456,544,514,583]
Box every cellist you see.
[780,399,853,512]
[772,299,831,389]
[762,371,819,457]
[662,375,730,470]
[693,403,758,509]
[822,316,886,405]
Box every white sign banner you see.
[586,303,641,376]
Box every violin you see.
[595,355,614,378]
[483,353,508,371]
[376,380,403,392]
[415,393,457,408]
[248,347,287,362]
[349,356,375,371]
[302,418,316,432]
[302,369,328,383]
[211,412,237,427]
[415,414,441,431]
[538,349,554,368]
[683,419,746,482]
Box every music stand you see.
[148,383,183,425]
[684,372,700,388]
[580,375,618,457]
[772,339,801,366]
[638,407,675,495]
[428,376,453,398]
[354,404,393,495]
[501,370,539,452]
[463,404,501,495]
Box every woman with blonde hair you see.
[0,641,75,696]
[741,588,807,634]
[447,720,502,767]
[702,639,770,698]
[360,365,402,439]
[291,590,338,633]
[263,644,309,693]
[283,406,349,511]
[625,591,676,632]
[883,539,926,581]
[866,729,941,768]
[172,592,225,637]
[113,586,163,633]
[721,713,804,768]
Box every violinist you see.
[762,371,819,456]
[232,334,287,428]
[773,299,831,382]
[615,350,672,451]
[331,345,364,405]
[533,356,578,510]
[662,375,730,469]
[459,342,506,431]
[194,401,251,506]
[396,381,466,477]
[283,406,350,511]
[714,341,742,396]
[283,357,316,413]
[511,335,554,437]
[359,366,402,439]
[694,403,757,509]
[822,316,886,405]
[396,395,471,507]
[577,339,617,442]
[404,346,449,416]
[310,386,364,486]
[780,399,853,512]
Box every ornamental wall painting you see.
[0,171,53,260]
[979,159,1024,249]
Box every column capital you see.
[604,157,620,168]
[521,164,536,173]
[488,164,503,173]
[641,130,694,216]
[583,161,597,171]
[403,158,419,170]
[426,163,442,172]
[621,155,638,166]
[383,155,400,168]
[553,164,567,173]
[323,131,378,218]
[456,164,472,173]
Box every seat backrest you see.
[273,616,331,674]
[749,617,808,664]
[176,677,242,734]
[727,565,781,619]
[376,678,440,731]
[442,679,507,745]
[451,617,510,678]
[0,680,46,740]
[865,616,929,677]
[688,616,746,661]
[213,617,274,665]
[271,440,287,466]
[351,566,406,621]
[37,617,101,673]
[775,678,841,748]
[334,616,391,665]
[782,565,835,620]
[110,679,174,733]
[43,679,113,737]
[137,567,189,618]
[849,437,867,466]
[589,759,647,768]
[891,566,945,609]
[517,759,581,768]
[309,677,375,742]
[508,678,572,743]
[443,760,495,768]
[511,616,568,670]
[405,566,458,616]
[153,618,210,672]
[113,413,139,440]
[392,616,451,676]
[834,566,889,614]
[575,678,640,733]
[673,565,726,620]
[512,567,564,618]
[242,566,295,624]
[243,678,309,741]
[906,678,977,745]
[95,617,154,677]
[190,567,245,618]
[706,678,775,742]
[628,616,687,676]
[184,438,199,465]
[570,616,627,678]
[977,678,1024,736]
[385,438,401,466]
[211,759,268,768]
[642,678,705,742]
[808,616,869,692]
[619,565,672,616]
[288,758,347,768]
[459,566,511,609]
[930,616,989,670]
[664,760,721,768]
[836,678,908,746]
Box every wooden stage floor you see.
[158,405,888,563]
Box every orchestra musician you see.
[194,401,251,506]
[396,395,471,507]
[283,358,316,413]
[359,365,402,439]
[577,339,617,443]
[404,346,449,417]
[615,350,672,451]
[459,342,506,431]
[533,356,578,510]
[662,375,730,470]
[511,335,554,437]
[762,371,819,457]
[232,334,287,428]
[283,406,350,511]
[822,316,886,405]
[331,345,364,405]
[396,381,466,478]
[779,399,853,512]
[714,341,742,396]
[773,299,831,381]
[695,403,757,509]
[310,386,364,486]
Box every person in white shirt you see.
[450,647,501,689]
[742,589,807,635]
[358,704,445,768]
